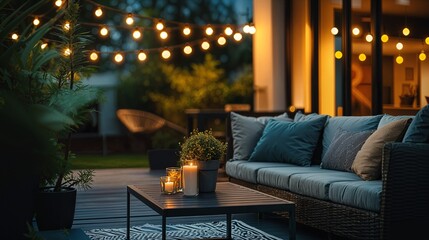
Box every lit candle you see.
[183,161,198,196]
[165,177,174,193]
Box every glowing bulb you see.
[402,27,410,36]
[205,26,214,36]
[352,27,360,36]
[137,51,147,61]
[40,42,48,49]
[95,7,103,17]
[183,26,191,36]
[156,21,164,31]
[396,55,403,64]
[89,51,98,61]
[233,32,242,41]
[419,51,426,61]
[160,31,168,39]
[201,41,210,50]
[224,27,233,36]
[64,48,72,57]
[114,53,124,63]
[425,37,429,45]
[396,42,403,50]
[183,45,192,55]
[248,25,256,34]
[161,49,171,59]
[358,53,366,62]
[334,51,343,59]
[331,27,339,35]
[11,33,18,40]
[217,36,226,45]
[126,14,134,25]
[64,21,70,31]
[381,34,389,43]
[33,18,40,26]
[100,27,109,36]
[365,34,373,42]
[243,24,250,33]
[55,0,63,7]
[132,29,142,39]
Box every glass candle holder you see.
[182,160,198,196]
[166,167,183,192]
[160,176,177,194]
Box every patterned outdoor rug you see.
[85,219,284,240]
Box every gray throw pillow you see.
[321,129,373,172]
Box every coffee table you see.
[127,182,295,240]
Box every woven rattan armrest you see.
[381,142,429,239]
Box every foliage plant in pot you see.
[179,129,227,193]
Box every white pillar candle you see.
[183,161,198,196]
[165,177,174,193]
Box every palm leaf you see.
[30,104,75,132]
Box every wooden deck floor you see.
[63,168,329,239]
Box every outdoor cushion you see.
[378,114,414,129]
[257,165,327,190]
[322,115,383,158]
[403,104,429,143]
[230,112,291,160]
[225,160,294,183]
[288,170,362,200]
[249,116,327,166]
[321,129,373,172]
[329,180,382,212]
[352,118,411,180]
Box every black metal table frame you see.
[126,184,296,240]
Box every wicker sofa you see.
[224,107,429,239]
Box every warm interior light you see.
[331,27,339,35]
[100,27,109,36]
[95,7,103,17]
[160,31,168,40]
[132,29,142,39]
[248,24,256,34]
[11,33,18,40]
[89,51,98,61]
[396,42,403,50]
[126,14,134,25]
[64,21,70,31]
[161,49,171,59]
[396,55,404,64]
[64,48,72,57]
[205,26,214,36]
[156,21,164,31]
[217,36,226,45]
[224,27,233,36]
[243,24,250,34]
[381,34,389,43]
[40,42,48,49]
[183,26,191,36]
[55,0,63,7]
[33,18,40,26]
[425,37,429,45]
[334,51,343,59]
[183,45,192,55]
[352,27,360,36]
[137,51,147,61]
[114,53,124,63]
[419,51,426,61]
[233,32,242,41]
[201,41,210,50]
[402,27,410,36]
[358,53,366,62]
[365,34,373,42]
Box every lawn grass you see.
[71,153,149,169]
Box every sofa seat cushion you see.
[257,165,326,190]
[288,170,362,200]
[329,180,382,212]
[225,160,293,183]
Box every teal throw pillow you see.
[248,116,327,166]
[321,129,373,172]
[230,112,292,160]
[403,104,429,143]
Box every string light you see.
[331,27,339,35]
[201,40,210,50]
[132,29,142,40]
[224,26,233,36]
[335,51,343,59]
[248,24,256,34]
[183,25,191,36]
[159,30,168,40]
[352,27,360,36]
[125,13,134,25]
[217,36,226,45]
[161,49,171,59]
[396,55,403,64]
[137,51,147,61]
[33,17,40,26]
[419,51,426,61]
[183,45,193,55]
[243,24,250,34]
[64,21,71,31]
[425,37,429,45]
[64,48,72,57]
[205,26,214,36]
[55,0,63,7]
[402,27,410,36]
[11,33,18,40]
[100,26,109,37]
[95,7,103,17]
[233,32,242,41]
[396,42,403,50]
[155,20,164,31]
[89,51,99,61]
[114,52,124,63]
[40,42,48,49]
[381,34,389,43]
[359,53,366,61]
[365,34,373,42]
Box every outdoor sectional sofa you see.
[225,105,429,239]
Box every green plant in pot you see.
[179,129,227,193]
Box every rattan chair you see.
[116,109,186,135]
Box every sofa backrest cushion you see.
[403,104,429,143]
[352,118,412,180]
[248,116,327,166]
[230,111,292,160]
[322,115,383,159]
[321,129,373,171]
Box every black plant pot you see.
[35,187,77,231]
[197,160,220,193]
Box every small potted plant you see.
[179,129,227,192]
[400,84,416,106]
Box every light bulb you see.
[402,27,410,36]
[396,42,403,50]
[217,36,226,45]
[89,51,98,61]
[381,34,389,43]
[11,33,18,40]
[64,48,72,57]
[331,27,339,35]
[132,29,142,39]
[359,53,366,62]
[125,14,134,25]
[156,21,164,31]
[33,18,40,26]
[100,27,109,36]
[55,0,63,7]
[425,37,429,45]
[334,51,343,59]
[396,55,404,64]
[201,41,210,50]
[137,51,147,61]
[160,31,168,40]
[243,24,250,34]
[419,51,426,61]
[161,49,171,59]
[248,25,256,34]
[183,26,191,36]
[352,27,360,36]
[365,34,373,42]
[40,42,48,49]
[205,26,214,36]
[233,32,242,41]
[114,53,124,63]
[183,45,192,55]
[224,27,233,36]
[64,21,70,31]
[95,7,103,17]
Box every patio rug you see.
[85,219,284,240]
